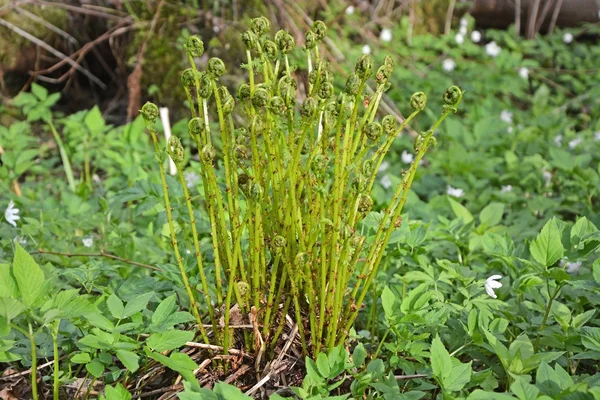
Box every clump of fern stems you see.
[141,17,463,360]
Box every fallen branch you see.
[33,249,159,271]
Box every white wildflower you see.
[471,30,481,43]
[345,5,355,15]
[542,168,552,186]
[380,28,392,43]
[554,135,563,146]
[442,58,456,72]
[501,185,513,193]
[4,201,20,227]
[507,126,513,134]
[362,44,371,55]
[82,237,94,248]
[485,275,503,299]
[485,41,501,57]
[13,236,27,245]
[460,17,468,27]
[378,161,390,173]
[568,137,583,149]
[459,25,468,36]
[565,261,582,274]
[455,33,465,45]
[518,67,529,79]
[500,110,513,124]
[563,32,573,44]
[401,150,414,164]
[446,185,464,198]
[380,175,392,189]
[184,171,201,188]
[594,131,600,141]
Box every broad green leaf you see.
[70,353,91,364]
[116,349,139,372]
[580,327,600,352]
[511,375,539,400]
[151,294,178,327]
[85,312,115,331]
[145,347,199,391]
[104,384,132,400]
[593,259,600,285]
[214,382,253,399]
[147,330,193,352]
[529,218,564,267]
[0,297,26,321]
[381,286,396,322]
[467,390,515,399]
[86,359,105,378]
[443,359,472,392]
[0,264,18,298]
[316,352,331,378]
[31,83,48,101]
[430,335,452,381]
[122,292,154,318]
[570,217,598,246]
[480,203,505,228]
[12,243,46,307]
[352,343,367,368]
[448,197,474,224]
[84,106,105,134]
[571,310,595,329]
[535,362,561,397]
[107,294,125,320]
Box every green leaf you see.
[107,293,125,319]
[571,310,595,329]
[511,375,539,400]
[430,335,452,381]
[147,330,194,352]
[84,106,105,134]
[86,359,105,378]
[151,294,178,327]
[145,347,199,391]
[529,218,564,267]
[467,390,515,399]
[0,298,26,321]
[214,382,253,399]
[12,243,46,307]
[122,292,154,319]
[580,327,600,352]
[535,362,561,397]
[104,384,132,400]
[352,343,367,368]
[70,353,91,364]
[570,217,598,246]
[31,83,48,101]
[381,286,396,322]
[480,203,505,228]
[0,264,18,298]
[116,350,139,372]
[593,259,600,285]
[316,352,331,378]
[443,359,472,392]
[448,197,474,224]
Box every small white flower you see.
[186,249,192,255]
[378,161,390,173]
[446,185,464,198]
[563,32,573,44]
[568,137,583,149]
[345,5,355,15]
[362,44,371,55]
[518,67,529,79]
[594,131,600,141]
[485,275,503,299]
[565,261,582,274]
[554,135,563,146]
[485,41,501,57]
[455,33,465,45]
[471,30,481,43]
[442,58,456,72]
[380,28,392,43]
[13,236,27,245]
[459,25,468,36]
[460,17,468,27]
[507,126,513,134]
[500,110,513,124]
[380,175,392,189]
[542,168,552,186]
[184,171,201,188]
[4,201,20,227]
[501,185,513,193]
[401,150,414,164]
[82,237,93,248]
